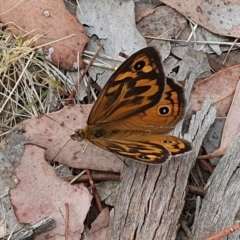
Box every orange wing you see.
[88,47,166,125]
[76,47,192,164]
[88,131,191,164]
[122,77,186,133]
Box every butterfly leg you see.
[82,142,89,153]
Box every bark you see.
[191,132,240,240]
[1,217,55,240]
[107,98,216,240]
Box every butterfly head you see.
[71,128,86,142]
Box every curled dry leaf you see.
[189,64,240,117]
[199,80,240,159]
[21,105,123,173]
[0,0,88,70]
[10,145,92,240]
[86,208,110,240]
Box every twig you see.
[62,173,121,183]
[187,184,207,197]
[205,222,240,240]
[222,38,239,65]
[65,44,104,105]
[198,159,214,174]
[64,203,69,240]
[145,35,240,46]
[70,170,86,184]
[86,169,103,212]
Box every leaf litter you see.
[21,105,123,173]
[10,145,92,240]
[85,208,110,240]
[0,0,88,70]
[190,64,240,117]
[1,0,240,239]
[161,0,240,38]
[199,79,240,159]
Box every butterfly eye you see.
[158,106,171,116]
[134,60,145,71]
[94,129,105,138]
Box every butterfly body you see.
[71,47,191,164]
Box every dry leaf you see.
[171,45,210,81]
[189,64,240,117]
[135,7,155,23]
[76,0,147,91]
[0,0,88,70]
[207,52,240,72]
[161,0,240,38]
[0,154,17,197]
[86,208,110,240]
[10,145,92,240]
[200,80,240,159]
[96,181,119,206]
[0,219,6,238]
[202,118,225,165]
[21,105,123,173]
[137,5,187,61]
[193,27,229,55]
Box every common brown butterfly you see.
[71,47,191,164]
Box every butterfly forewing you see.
[88,47,166,125]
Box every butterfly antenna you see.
[51,138,72,163]
[41,114,75,132]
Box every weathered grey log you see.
[107,98,216,240]
[191,133,240,240]
[1,217,55,240]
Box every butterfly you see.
[71,47,191,164]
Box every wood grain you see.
[107,98,216,240]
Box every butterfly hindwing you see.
[88,130,191,164]
[120,76,186,134]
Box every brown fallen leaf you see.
[135,7,155,23]
[137,5,187,61]
[0,0,88,70]
[199,79,240,159]
[189,64,240,117]
[10,145,92,240]
[20,105,123,173]
[86,208,110,240]
[207,52,240,72]
[161,0,240,38]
